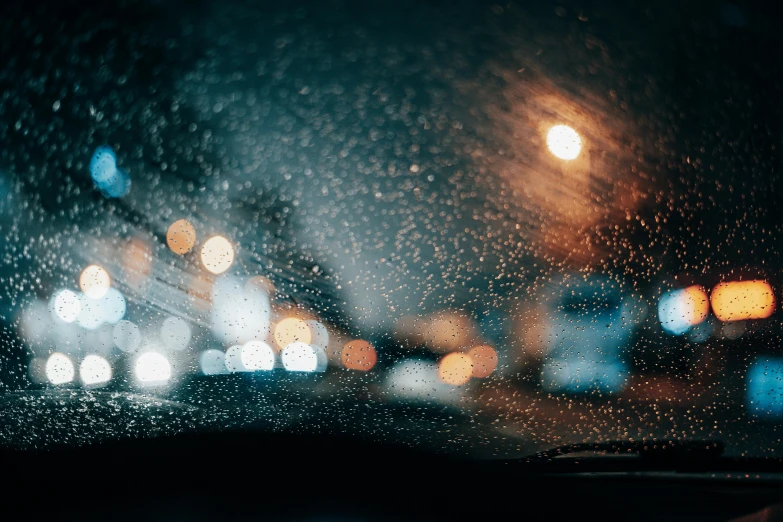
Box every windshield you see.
[1,0,781,459]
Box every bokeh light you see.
[99,287,127,324]
[45,352,75,385]
[166,219,197,255]
[711,280,775,322]
[467,345,498,378]
[281,342,318,372]
[79,355,112,385]
[201,235,234,274]
[658,285,710,335]
[51,289,81,323]
[134,352,172,384]
[224,345,245,372]
[274,317,312,349]
[160,316,192,351]
[241,341,276,371]
[200,349,228,375]
[424,312,477,353]
[747,357,783,417]
[79,265,111,299]
[546,125,582,160]
[306,320,329,348]
[113,320,142,352]
[437,353,473,386]
[341,340,377,371]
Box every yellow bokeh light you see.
[546,125,582,160]
[341,340,377,371]
[711,280,775,322]
[424,312,477,353]
[681,285,710,326]
[166,219,197,255]
[467,345,498,378]
[438,352,473,386]
[200,235,235,274]
[79,264,111,299]
[274,317,312,349]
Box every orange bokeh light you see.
[438,353,473,386]
[681,285,710,326]
[467,345,498,378]
[341,340,377,371]
[711,280,775,322]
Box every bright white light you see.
[546,125,582,160]
[113,320,141,352]
[201,236,235,274]
[200,349,228,375]
[241,341,275,371]
[134,352,172,384]
[80,355,112,385]
[99,287,126,324]
[210,275,271,345]
[160,316,192,351]
[79,265,111,299]
[52,289,81,323]
[281,342,318,372]
[224,345,245,372]
[46,352,75,384]
[77,294,104,330]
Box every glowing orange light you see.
[467,345,498,378]
[438,353,473,386]
[425,312,477,353]
[79,265,111,299]
[341,340,377,371]
[711,280,775,322]
[166,219,197,255]
[274,317,312,349]
[681,285,710,326]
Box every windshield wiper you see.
[525,439,724,463]
[503,440,783,474]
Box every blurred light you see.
[747,357,783,417]
[124,237,152,289]
[89,146,130,198]
[424,312,477,353]
[437,353,473,386]
[99,287,126,324]
[76,294,104,330]
[241,341,275,371]
[341,340,377,371]
[201,236,234,274]
[711,280,775,322]
[28,357,47,384]
[245,275,275,296]
[210,275,271,345]
[160,316,192,351]
[313,344,328,372]
[687,319,713,343]
[542,360,628,393]
[79,355,112,385]
[46,352,75,385]
[546,125,582,160]
[281,342,318,372]
[224,345,245,372]
[306,320,329,348]
[79,265,111,299]
[89,146,117,184]
[722,321,746,340]
[166,219,197,255]
[200,349,228,375]
[467,345,498,378]
[274,317,312,349]
[658,285,709,335]
[134,352,172,384]
[113,320,141,352]
[51,289,81,323]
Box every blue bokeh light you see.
[747,357,783,418]
[89,146,130,198]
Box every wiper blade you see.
[525,439,724,464]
